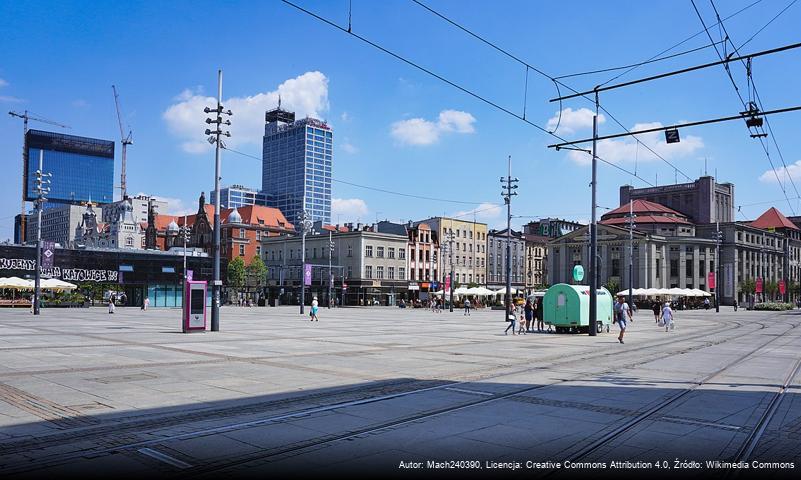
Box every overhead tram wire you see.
[596,0,764,86]
[690,0,796,214]
[707,0,801,207]
[409,0,692,182]
[280,0,654,187]
[220,145,492,206]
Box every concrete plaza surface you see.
[0,305,799,478]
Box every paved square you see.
[0,305,799,478]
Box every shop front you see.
[0,245,218,308]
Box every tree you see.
[604,279,620,296]
[247,255,267,287]
[227,257,246,293]
[764,280,778,301]
[467,282,479,289]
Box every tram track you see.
[546,317,801,472]
[0,313,791,476]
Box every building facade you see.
[261,228,408,306]
[486,229,525,291]
[22,204,85,246]
[210,184,268,210]
[524,233,549,290]
[262,106,332,226]
[417,217,487,286]
[523,218,584,239]
[620,175,734,224]
[24,129,115,205]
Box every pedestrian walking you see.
[464,298,471,316]
[524,299,534,333]
[310,297,319,321]
[652,300,661,323]
[504,308,517,335]
[516,304,527,334]
[143,296,150,311]
[660,302,674,332]
[613,295,632,344]
[704,298,710,310]
[108,294,116,314]
[733,299,738,312]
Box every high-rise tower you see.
[261,105,332,227]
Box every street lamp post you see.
[204,69,232,332]
[501,155,518,321]
[299,211,312,315]
[627,200,636,311]
[33,150,50,316]
[328,229,334,308]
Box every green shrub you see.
[753,302,795,311]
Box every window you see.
[365,265,372,278]
[347,266,352,278]
[376,266,384,279]
[388,266,395,279]
[239,244,245,256]
[411,249,416,261]
[313,248,317,259]
[399,267,406,279]
[365,245,373,257]
[388,248,395,259]
[611,258,620,276]
[348,244,353,257]
[399,249,406,260]
[240,228,246,239]
[377,246,384,258]
[656,259,661,278]
[256,246,261,256]
[125,237,133,247]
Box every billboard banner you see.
[41,241,55,269]
[303,263,312,286]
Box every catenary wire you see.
[221,145,492,206]
[690,0,795,214]
[408,0,690,180]
[281,0,655,187]
[708,0,801,205]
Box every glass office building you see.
[210,184,268,210]
[262,108,332,226]
[25,129,115,205]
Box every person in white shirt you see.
[661,302,674,332]
[614,295,633,344]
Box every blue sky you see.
[1,0,800,240]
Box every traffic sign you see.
[573,265,585,282]
[665,128,680,144]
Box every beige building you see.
[418,217,487,286]
[524,233,549,290]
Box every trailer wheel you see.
[596,321,603,334]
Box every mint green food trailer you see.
[543,284,613,333]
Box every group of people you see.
[504,298,545,335]
[613,295,677,344]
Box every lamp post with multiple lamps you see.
[33,150,50,316]
[328,230,335,309]
[299,211,313,315]
[203,69,232,332]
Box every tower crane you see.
[112,85,133,200]
[8,111,70,242]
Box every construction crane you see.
[8,111,70,243]
[112,85,133,200]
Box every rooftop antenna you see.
[704,157,708,176]
[278,94,282,110]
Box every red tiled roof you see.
[605,199,684,217]
[601,215,692,226]
[750,207,800,231]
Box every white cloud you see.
[546,107,605,135]
[760,160,801,184]
[340,111,350,122]
[452,202,502,223]
[566,122,704,166]
[72,99,89,108]
[390,109,476,146]
[0,95,25,103]
[0,78,8,88]
[140,193,195,216]
[163,71,329,154]
[341,139,358,154]
[332,198,368,222]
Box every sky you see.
[1,0,800,240]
